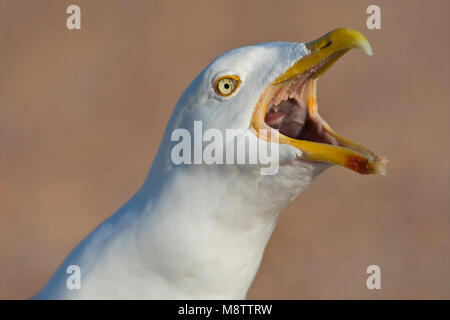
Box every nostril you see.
[320,40,332,49]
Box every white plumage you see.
[35,29,385,299]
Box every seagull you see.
[34,28,387,299]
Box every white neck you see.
[36,145,328,299]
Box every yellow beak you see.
[251,28,388,175]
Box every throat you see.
[264,97,337,145]
[262,76,338,145]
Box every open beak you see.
[251,28,387,175]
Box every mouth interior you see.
[264,76,338,145]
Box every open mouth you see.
[264,68,336,146]
[251,28,388,175]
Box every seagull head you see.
[34,30,390,301]
[161,28,387,177]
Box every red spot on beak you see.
[346,155,370,174]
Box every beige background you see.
[0,0,449,299]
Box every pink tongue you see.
[264,110,286,124]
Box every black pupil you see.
[224,83,230,89]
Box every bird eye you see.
[214,75,240,97]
